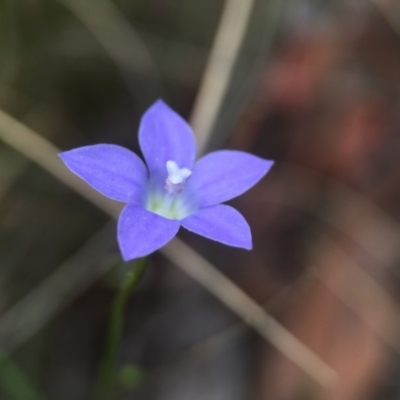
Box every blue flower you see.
[59,100,274,261]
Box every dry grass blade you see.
[162,239,338,388]
[158,263,317,372]
[190,0,256,153]
[0,109,119,216]
[370,0,400,37]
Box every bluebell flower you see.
[59,100,273,261]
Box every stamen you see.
[165,160,191,194]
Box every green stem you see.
[95,257,147,400]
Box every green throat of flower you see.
[146,193,190,220]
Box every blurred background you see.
[1,0,400,399]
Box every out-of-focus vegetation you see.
[1,0,400,399]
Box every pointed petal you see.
[181,204,252,250]
[189,150,273,207]
[118,204,180,261]
[139,100,196,183]
[59,144,148,204]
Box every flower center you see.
[145,161,194,220]
[164,160,192,195]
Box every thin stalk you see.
[96,257,147,400]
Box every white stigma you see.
[165,160,192,194]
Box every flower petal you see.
[118,204,180,260]
[181,204,252,250]
[59,144,147,204]
[189,150,273,207]
[139,100,196,182]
